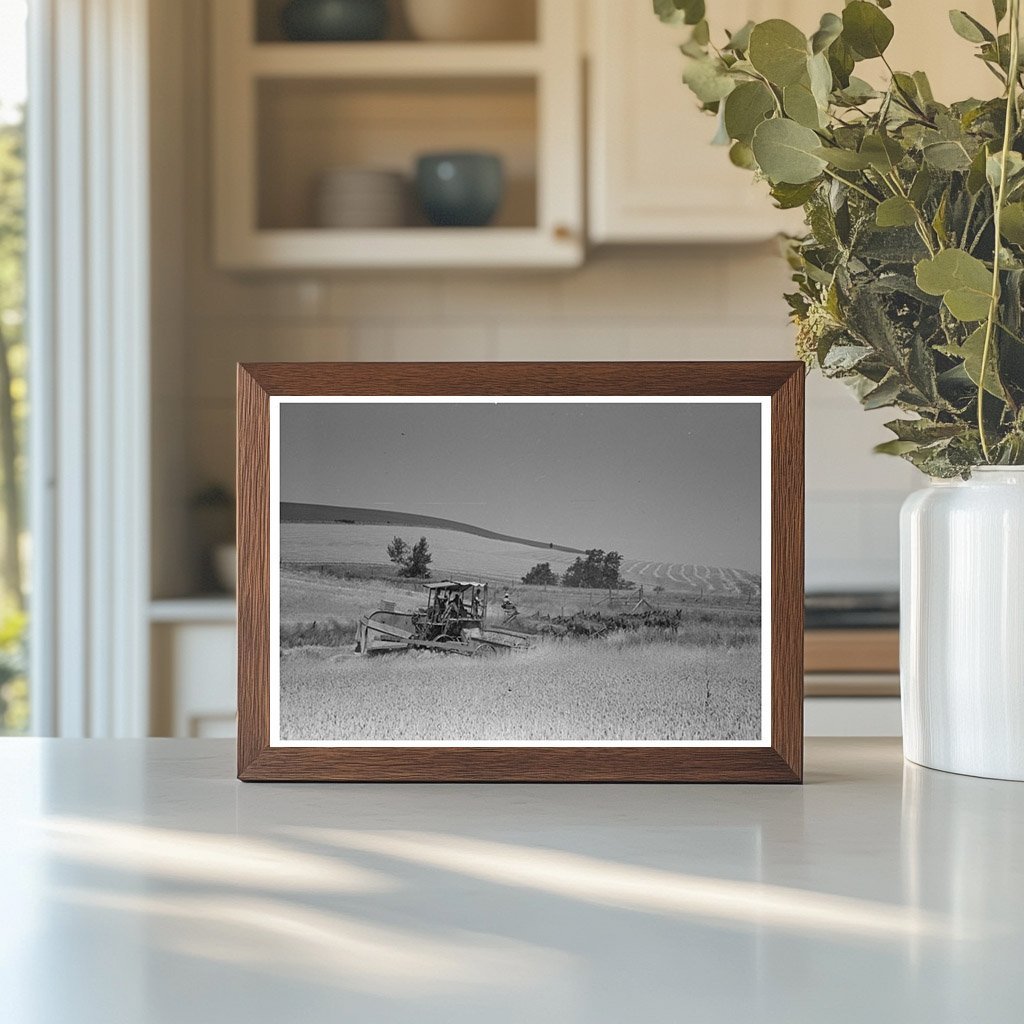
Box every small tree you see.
[386,536,408,567]
[385,535,431,577]
[562,549,629,589]
[402,536,432,578]
[522,562,559,586]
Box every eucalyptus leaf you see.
[915,249,994,322]
[923,140,973,171]
[876,197,919,228]
[814,146,872,170]
[842,1,895,59]
[948,10,994,44]
[810,12,843,54]
[967,144,992,193]
[861,133,904,173]
[884,419,964,443]
[1000,203,1024,244]
[771,180,820,209]
[748,20,809,86]
[653,0,705,26]
[723,81,775,144]
[913,71,935,104]
[909,165,934,205]
[939,326,1006,398]
[752,118,828,184]
[862,375,903,409]
[808,52,833,109]
[683,57,736,104]
[874,438,922,455]
[784,80,824,129]
[729,140,757,169]
[827,35,856,89]
[986,150,1024,191]
[724,20,755,53]
[711,107,731,145]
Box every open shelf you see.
[257,76,538,232]
[249,42,544,78]
[212,0,582,269]
[254,0,538,44]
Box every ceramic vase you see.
[900,467,1024,780]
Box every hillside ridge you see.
[280,502,586,555]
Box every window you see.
[0,0,28,734]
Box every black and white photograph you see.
[270,397,770,746]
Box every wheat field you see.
[279,637,761,743]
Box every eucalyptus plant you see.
[657,0,1024,476]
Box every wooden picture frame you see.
[237,362,804,782]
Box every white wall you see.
[157,0,921,599]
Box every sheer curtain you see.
[28,0,150,736]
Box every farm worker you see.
[501,591,516,613]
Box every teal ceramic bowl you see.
[415,152,505,228]
[281,0,388,42]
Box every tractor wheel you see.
[471,643,498,658]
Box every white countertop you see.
[1,738,1020,1023]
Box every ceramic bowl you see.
[316,168,407,228]
[403,0,534,42]
[281,0,388,42]
[415,152,504,228]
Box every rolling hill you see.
[279,504,759,597]
[280,503,585,555]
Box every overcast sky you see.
[279,401,763,570]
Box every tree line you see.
[522,549,633,589]
[384,536,634,590]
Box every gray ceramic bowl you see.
[280,0,388,42]
[415,152,505,228]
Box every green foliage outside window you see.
[0,108,27,733]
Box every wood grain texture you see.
[236,362,805,783]
[236,365,270,778]
[805,629,899,674]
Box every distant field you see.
[281,522,760,597]
[280,639,762,743]
[282,523,583,585]
[621,560,760,598]
[279,566,760,646]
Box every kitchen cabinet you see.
[150,600,237,738]
[211,0,583,269]
[587,0,998,244]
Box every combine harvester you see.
[355,581,531,657]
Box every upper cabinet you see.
[211,0,1006,266]
[586,0,1000,245]
[211,0,584,269]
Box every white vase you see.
[900,467,1024,780]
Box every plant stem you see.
[979,0,1021,462]
[822,167,881,205]
[884,171,939,254]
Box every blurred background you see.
[0,0,998,740]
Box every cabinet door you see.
[587,0,996,244]
[587,0,807,243]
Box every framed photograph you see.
[237,362,804,782]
